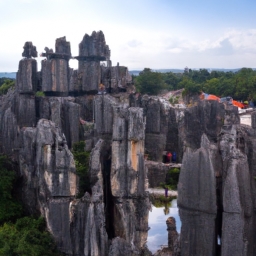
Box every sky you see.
[1,0,256,71]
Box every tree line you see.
[0,78,15,95]
[134,68,256,103]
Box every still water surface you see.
[147,199,181,254]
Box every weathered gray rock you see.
[17,119,78,254]
[37,97,80,147]
[79,31,110,58]
[94,94,117,135]
[0,32,154,256]
[109,237,133,256]
[219,124,254,256]
[16,58,38,93]
[70,195,108,256]
[22,41,37,58]
[80,61,101,93]
[111,106,147,197]
[62,100,80,148]
[178,134,217,256]
[178,134,217,213]
[15,94,36,127]
[183,100,226,149]
[166,217,179,252]
[178,100,256,255]
[41,58,69,94]
[55,36,71,56]
[142,96,170,161]
[251,111,256,129]
[146,161,181,188]
[1,107,19,155]
[102,65,132,93]
[166,107,184,163]
[179,209,216,256]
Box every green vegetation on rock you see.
[35,91,45,97]
[0,155,22,224]
[0,155,61,256]
[72,141,91,197]
[0,79,15,95]
[0,217,60,256]
[166,167,180,190]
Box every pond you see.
[147,199,181,254]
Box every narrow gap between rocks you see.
[102,153,115,239]
[216,176,223,256]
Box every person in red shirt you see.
[166,152,172,163]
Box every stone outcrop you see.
[4,29,256,256]
[166,217,179,253]
[146,161,181,188]
[129,94,184,163]
[41,37,71,95]
[178,101,256,256]
[0,31,152,256]
[154,217,180,256]
[22,41,38,58]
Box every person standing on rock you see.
[172,152,177,163]
[166,152,172,163]
[165,187,169,197]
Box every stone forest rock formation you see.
[1,30,256,256]
[178,100,256,256]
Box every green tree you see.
[135,68,166,95]
[179,77,202,96]
[0,217,60,256]
[0,155,62,255]
[162,72,180,90]
[0,155,23,224]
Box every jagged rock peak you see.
[55,36,71,56]
[22,41,38,58]
[79,30,110,59]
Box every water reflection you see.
[147,199,181,254]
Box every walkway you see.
[146,188,178,197]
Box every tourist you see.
[166,152,172,163]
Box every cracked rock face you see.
[7,30,256,256]
[178,101,256,256]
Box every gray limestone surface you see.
[4,30,256,256]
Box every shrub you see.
[0,217,60,256]
[166,167,180,190]
[169,96,179,105]
[72,141,91,197]
[35,91,45,97]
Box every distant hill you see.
[0,72,16,79]
[129,68,256,76]
[129,69,184,76]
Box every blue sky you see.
[1,0,256,71]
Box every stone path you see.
[146,188,178,197]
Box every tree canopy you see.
[134,68,166,95]
[133,67,256,103]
